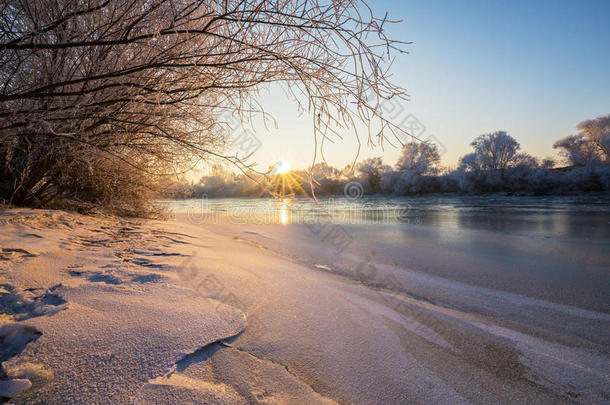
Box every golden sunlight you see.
[279,198,289,225]
[273,160,291,175]
[261,160,307,199]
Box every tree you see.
[553,135,599,166]
[511,153,539,170]
[0,0,408,214]
[395,141,440,175]
[458,152,483,172]
[577,113,610,162]
[540,158,555,170]
[554,113,610,166]
[357,157,390,192]
[468,131,521,174]
[309,162,340,180]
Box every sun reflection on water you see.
[279,198,289,225]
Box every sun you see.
[260,159,308,198]
[272,160,291,175]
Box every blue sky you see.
[238,0,610,172]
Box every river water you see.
[165,195,610,239]
[164,195,610,313]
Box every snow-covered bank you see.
[172,213,610,404]
[0,209,245,403]
[1,208,609,404]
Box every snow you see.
[0,208,608,403]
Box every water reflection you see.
[168,195,610,239]
[279,199,289,225]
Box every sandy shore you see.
[1,208,608,404]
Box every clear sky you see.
[226,0,610,173]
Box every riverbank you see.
[1,208,608,403]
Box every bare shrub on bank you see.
[0,0,409,215]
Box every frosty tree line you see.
[187,114,610,198]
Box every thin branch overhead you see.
[0,0,409,214]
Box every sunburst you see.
[259,160,309,199]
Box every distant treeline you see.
[169,114,610,198]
